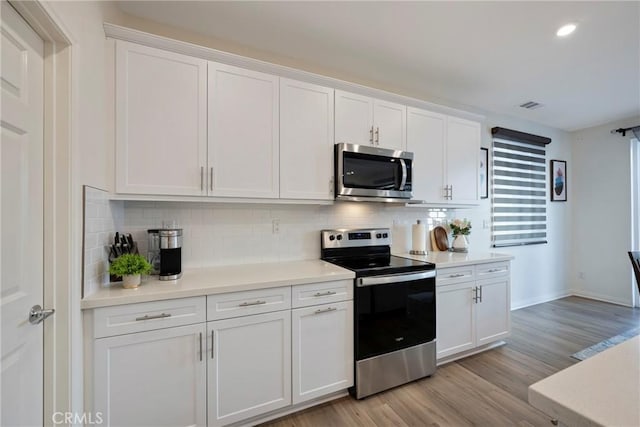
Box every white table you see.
[528,336,640,427]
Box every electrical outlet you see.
[272,219,280,234]
[483,219,490,229]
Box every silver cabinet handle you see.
[329,177,334,194]
[375,127,379,144]
[239,300,267,307]
[449,273,465,278]
[479,285,483,303]
[472,287,478,303]
[487,268,504,273]
[200,166,204,191]
[210,167,213,191]
[314,291,337,297]
[450,185,454,200]
[369,126,374,143]
[199,332,203,361]
[29,305,55,325]
[314,307,337,315]
[211,330,214,359]
[135,313,171,321]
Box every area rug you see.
[571,327,640,361]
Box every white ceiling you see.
[117,1,640,131]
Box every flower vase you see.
[122,274,141,289]
[452,234,469,252]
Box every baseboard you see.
[436,341,507,366]
[569,289,633,307]
[511,291,572,310]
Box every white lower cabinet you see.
[94,323,207,427]
[436,262,511,361]
[207,310,291,427]
[292,301,354,404]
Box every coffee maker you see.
[147,228,182,280]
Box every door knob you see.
[29,305,55,325]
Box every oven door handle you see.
[399,159,407,191]
[357,270,436,287]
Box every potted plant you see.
[109,253,152,289]
[449,218,472,252]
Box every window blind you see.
[491,127,551,247]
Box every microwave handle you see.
[399,159,407,190]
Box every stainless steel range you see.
[320,228,437,399]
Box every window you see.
[491,127,551,247]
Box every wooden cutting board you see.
[433,226,450,251]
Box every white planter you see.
[452,235,469,252]
[122,274,141,289]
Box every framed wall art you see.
[550,159,567,202]
[480,148,488,199]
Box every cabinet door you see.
[207,311,291,426]
[208,63,279,198]
[436,282,475,359]
[115,41,207,195]
[406,107,446,202]
[334,90,374,145]
[292,301,354,404]
[94,324,207,427]
[373,99,406,150]
[280,78,334,200]
[475,277,511,346]
[446,117,481,204]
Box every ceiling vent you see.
[519,101,543,110]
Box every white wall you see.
[570,116,639,306]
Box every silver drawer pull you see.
[449,273,465,278]
[314,307,337,315]
[135,313,172,321]
[239,300,267,307]
[487,268,504,273]
[314,291,337,297]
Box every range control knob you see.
[336,235,343,241]
[329,235,335,241]
[382,233,388,238]
[376,233,382,238]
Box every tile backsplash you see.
[119,201,450,269]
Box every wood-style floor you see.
[262,296,640,427]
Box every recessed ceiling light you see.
[556,23,577,37]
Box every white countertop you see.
[81,259,354,309]
[396,251,514,267]
[528,336,640,427]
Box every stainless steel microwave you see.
[334,143,414,202]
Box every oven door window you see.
[355,278,435,360]
[343,152,407,190]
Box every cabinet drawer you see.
[207,286,291,320]
[476,262,510,280]
[292,280,353,308]
[437,265,475,286]
[94,297,206,338]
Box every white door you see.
[94,324,207,427]
[334,90,373,146]
[475,278,511,346]
[208,311,291,426]
[446,117,481,203]
[436,282,475,359]
[292,302,353,404]
[406,107,446,202]
[373,99,406,150]
[1,3,45,426]
[115,41,208,196]
[280,78,334,200]
[208,62,279,198]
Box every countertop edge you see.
[395,251,515,267]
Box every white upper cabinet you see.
[208,63,279,198]
[115,41,207,195]
[280,78,334,200]
[406,107,480,204]
[446,117,481,204]
[335,90,406,150]
[407,107,446,202]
